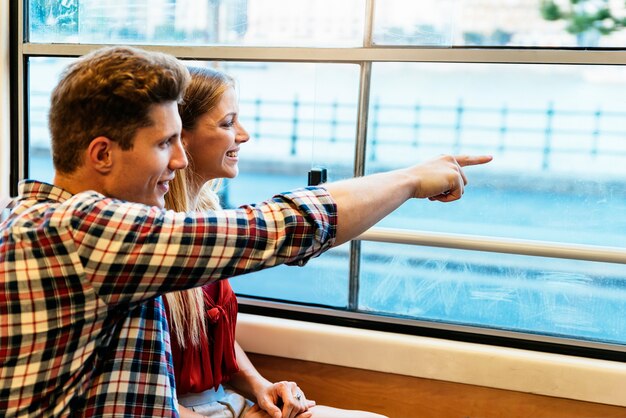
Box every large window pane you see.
[374,0,626,47]
[366,62,626,247]
[28,57,68,183]
[230,244,350,307]
[28,59,360,181]
[29,0,365,47]
[28,57,359,307]
[214,61,360,203]
[223,61,360,306]
[359,241,626,344]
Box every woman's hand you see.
[243,403,314,418]
[242,404,273,418]
[254,380,316,418]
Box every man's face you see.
[105,101,187,208]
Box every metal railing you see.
[29,94,626,172]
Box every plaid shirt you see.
[0,180,337,417]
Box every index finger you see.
[454,155,493,167]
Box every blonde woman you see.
[164,67,388,418]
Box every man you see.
[0,45,491,417]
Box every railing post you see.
[412,102,420,148]
[254,98,262,140]
[454,98,464,154]
[592,108,601,157]
[330,100,338,143]
[370,97,379,162]
[543,102,554,170]
[499,104,508,152]
[291,96,299,156]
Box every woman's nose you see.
[236,123,250,143]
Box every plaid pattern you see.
[0,180,337,417]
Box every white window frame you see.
[11,0,626,358]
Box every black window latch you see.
[307,167,327,186]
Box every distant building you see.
[40,0,626,47]
[243,0,364,46]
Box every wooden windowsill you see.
[249,353,626,418]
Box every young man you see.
[0,46,491,417]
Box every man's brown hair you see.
[49,46,191,173]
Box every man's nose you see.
[171,140,188,169]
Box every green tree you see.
[541,0,626,40]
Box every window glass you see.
[28,57,68,183]
[28,59,360,181]
[359,241,626,344]
[366,62,626,247]
[213,61,360,203]
[27,57,359,307]
[230,244,350,307]
[221,61,359,306]
[373,0,626,47]
[29,0,365,47]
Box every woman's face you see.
[182,86,250,182]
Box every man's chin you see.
[138,195,165,209]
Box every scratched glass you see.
[359,242,626,344]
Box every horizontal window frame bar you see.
[358,227,626,265]
[237,297,626,360]
[22,43,626,65]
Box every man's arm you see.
[69,154,489,304]
[326,155,492,246]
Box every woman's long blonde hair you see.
[164,66,235,348]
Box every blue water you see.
[26,144,626,346]
[228,170,626,346]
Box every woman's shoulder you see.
[202,280,236,303]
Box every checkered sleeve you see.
[61,187,337,306]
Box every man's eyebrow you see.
[160,132,180,142]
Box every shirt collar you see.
[17,180,74,204]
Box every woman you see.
[164,66,387,418]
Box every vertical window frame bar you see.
[10,1,26,196]
[348,0,377,310]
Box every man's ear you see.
[86,136,115,174]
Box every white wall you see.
[0,0,10,200]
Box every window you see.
[14,0,626,356]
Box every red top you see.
[164,280,240,394]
